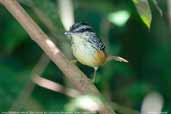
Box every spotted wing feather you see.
[88,33,105,51]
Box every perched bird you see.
[64,22,128,82]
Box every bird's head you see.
[64,22,95,40]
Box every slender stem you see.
[32,75,81,98]
[0,0,115,113]
[168,0,171,29]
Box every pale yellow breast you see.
[71,37,107,67]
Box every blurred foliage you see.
[132,0,152,28]
[0,0,171,113]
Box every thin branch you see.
[0,0,115,113]
[32,75,80,98]
[31,6,65,45]
[33,75,140,114]
[168,0,171,29]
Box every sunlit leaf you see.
[132,0,152,29]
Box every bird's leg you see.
[70,59,77,64]
[92,67,98,82]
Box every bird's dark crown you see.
[69,22,94,33]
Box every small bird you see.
[64,22,128,82]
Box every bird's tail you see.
[107,55,128,63]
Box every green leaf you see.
[132,0,152,29]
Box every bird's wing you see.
[88,33,105,51]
